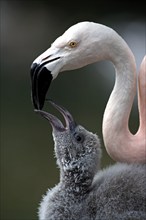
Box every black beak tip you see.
[30,64,53,110]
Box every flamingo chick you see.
[36,101,146,220]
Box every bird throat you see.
[60,166,93,196]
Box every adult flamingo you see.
[31,21,146,163]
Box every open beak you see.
[35,100,77,132]
[30,47,62,110]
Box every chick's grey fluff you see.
[37,103,146,220]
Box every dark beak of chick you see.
[35,100,77,132]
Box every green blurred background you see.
[0,0,145,219]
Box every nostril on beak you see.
[41,55,51,62]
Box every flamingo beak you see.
[30,46,63,110]
[30,62,52,110]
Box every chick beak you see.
[35,101,77,132]
[34,109,65,132]
[49,100,77,131]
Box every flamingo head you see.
[30,21,114,109]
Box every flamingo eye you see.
[68,41,77,48]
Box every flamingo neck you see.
[102,42,141,162]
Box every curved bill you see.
[30,56,61,110]
[49,100,77,131]
[31,63,53,110]
[35,101,77,132]
[35,109,65,132]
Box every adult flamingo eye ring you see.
[30,21,146,163]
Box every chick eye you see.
[74,132,84,143]
[68,41,77,48]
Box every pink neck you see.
[102,50,146,163]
